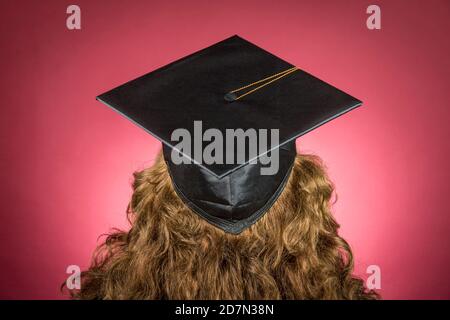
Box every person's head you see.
[70,152,378,299]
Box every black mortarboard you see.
[97,35,361,234]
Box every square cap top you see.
[97,35,361,178]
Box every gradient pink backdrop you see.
[1,0,449,299]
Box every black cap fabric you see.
[162,142,296,234]
[97,35,361,233]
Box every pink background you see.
[1,0,449,299]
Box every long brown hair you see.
[68,153,378,299]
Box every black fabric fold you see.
[163,141,296,234]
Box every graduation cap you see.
[97,35,361,234]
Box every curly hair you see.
[68,153,379,299]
